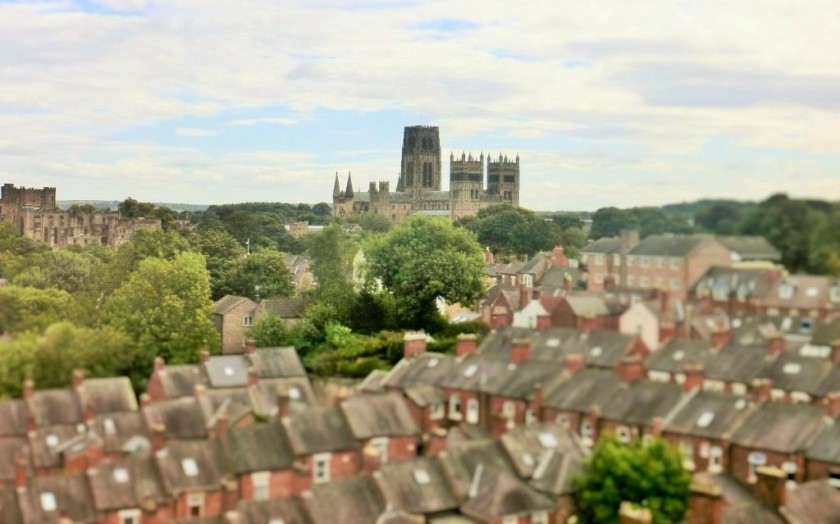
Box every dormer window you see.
[830,286,840,303]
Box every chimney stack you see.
[72,369,85,389]
[618,502,652,524]
[276,385,292,421]
[15,450,27,489]
[403,332,427,359]
[536,313,551,331]
[519,285,532,309]
[484,247,494,265]
[456,334,478,358]
[683,362,705,392]
[247,367,258,388]
[511,339,531,364]
[753,466,787,509]
[154,356,166,373]
[214,405,229,439]
[617,356,646,384]
[750,378,773,404]
[564,354,585,375]
[620,229,640,255]
[530,383,543,419]
[823,391,840,418]
[23,378,35,400]
[245,338,256,355]
[766,332,785,357]
[553,245,568,268]
[200,350,210,364]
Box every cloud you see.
[175,128,217,137]
[225,117,298,127]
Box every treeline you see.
[589,194,840,275]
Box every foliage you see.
[561,227,588,258]
[590,207,694,240]
[357,213,393,233]
[457,204,563,256]
[574,434,691,524]
[219,249,294,300]
[0,286,76,334]
[694,202,743,234]
[366,216,485,328]
[248,315,290,348]
[305,325,403,377]
[808,204,840,276]
[106,252,218,367]
[0,224,48,277]
[12,249,105,295]
[0,322,135,398]
[187,228,246,299]
[306,224,359,323]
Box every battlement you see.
[1,183,58,211]
[487,153,520,165]
[450,151,484,165]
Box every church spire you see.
[344,172,354,198]
[333,172,341,197]
[396,173,404,192]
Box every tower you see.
[400,126,441,196]
[487,153,520,207]
[450,152,485,220]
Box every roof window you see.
[783,362,802,375]
[113,467,130,483]
[40,492,57,512]
[45,434,60,447]
[103,418,117,435]
[223,366,235,376]
[463,364,478,378]
[537,431,558,449]
[546,338,560,348]
[696,412,715,428]
[591,346,603,357]
[413,468,431,485]
[427,358,439,368]
[182,458,199,477]
[673,350,685,361]
[289,387,301,400]
[805,287,818,297]
[522,453,534,467]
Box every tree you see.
[809,204,840,276]
[102,228,192,296]
[695,203,742,234]
[248,315,289,348]
[312,202,332,216]
[457,204,564,256]
[550,212,585,231]
[106,252,218,367]
[574,434,691,524]
[12,249,104,295]
[0,286,76,334]
[357,213,393,233]
[188,228,246,299]
[590,207,638,240]
[308,224,358,320]
[365,216,485,327]
[561,227,588,258]
[219,249,294,300]
[0,224,48,278]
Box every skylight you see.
[113,467,130,483]
[696,412,715,428]
[41,492,57,512]
[224,366,235,376]
[537,431,558,449]
[103,418,117,435]
[522,453,534,466]
[783,362,802,375]
[806,287,818,297]
[45,434,59,447]
[547,338,560,348]
[289,387,301,400]
[427,358,439,368]
[463,364,478,378]
[591,346,603,357]
[413,468,431,485]
[182,458,199,477]
[673,351,685,361]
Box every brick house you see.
[155,439,233,519]
[755,274,840,320]
[805,417,840,485]
[373,456,459,518]
[213,295,259,354]
[598,380,685,444]
[340,392,420,472]
[87,456,173,524]
[691,266,775,316]
[225,421,301,501]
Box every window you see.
[627,256,635,267]
[616,426,631,443]
[594,255,604,266]
[371,437,389,464]
[782,461,797,484]
[581,421,594,447]
[243,315,254,327]
[640,257,650,268]
[466,398,479,424]
[679,441,695,471]
[533,511,549,524]
[430,402,444,420]
[556,414,569,428]
[709,446,723,473]
[313,453,331,483]
[747,452,766,482]
[613,254,621,266]
[525,409,538,426]
[502,401,516,419]
[449,396,462,421]
[670,278,680,291]
[187,493,204,517]
[670,258,681,270]
[252,471,270,500]
[118,509,141,524]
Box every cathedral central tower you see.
[400,126,441,196]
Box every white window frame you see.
[313,453,331,484]
[525,409,538,426]
[747,452,766,483]
[533,511,549,524]
[709,446,723,473]
[640,257,650,268]
[243,315,254,327]
[430,402,444,420]
[616,426,631,443]
[466,398,480,424]
[187,493,204,517]
[502,401,516,419]
[449,396,462,421]
[581,420,594,447]
[594,254,604,266]
[252,471,270,501]
[612,254,621,266]
[118,509,142,524]
[556,414,570,428]
[371,437,389,464]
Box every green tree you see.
[366,216,485,327]
[574,434,691,524]
[561,226,588,258]
[0,286,76,334]
[248,315,290,348]
[809,204,840,276]
[0,224,48,278]
[457,204,564,256]
[307,224,359,321]
[357,213,393,233]
[188,228,246,299]
[12,249,104,295]
[695,203,742,234]
[102,228,192,296]
[106,252,218,367]
[220,249,294,300]
[312,202,332,216]
[550,212,585,231]
[590,207,638,240]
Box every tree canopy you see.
[574,434,691,524]
[366,216,485,327]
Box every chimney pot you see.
[456,334,478,358]
[200,350,210,364]
[753,466,787,508]
[23,378,35,400]
[403,332,427,359]
[511,339,531,364]
[154,356,165,372]
[564,353,585,374]
[245,338,256,355]
[72,369,85,389]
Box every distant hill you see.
[57,200,210,213]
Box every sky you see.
[1,0,839,211]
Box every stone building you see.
[0,183,160,248]
[332,125,521,223]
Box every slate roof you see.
[87,456,168,512]
[236,496,313,524]
[258,298,310,319]
[340,393,420,440]
[692,266,773,302]
[373,457,459,515]
[459,467,556,521]
[663,390,754,440]
[806,417,840,464]
[580,237,621,254]
[704,346,770,385]
[142,396,209,440]
[249,347,307,378]
[358,370,389,393]
[498,423,585,490]
[27,388,83,427]
[480,283,519,308]
[28,424,86,469]
[303,476,385,524]
[441,355,512,393]
[19,473,97,524]
[601,380,684,427]
[156,364,205,398]
[564,295,611,317]
[403,384,445,408]
[90,411,150,455]
[482,360,566,400]
[0,400,29,438]
[0,487,22,524]
[813,317,840,347]
[0,438,30,485]
[781,479,840,523]
[204,355,250,388]
[718,236,781,262]
[760,353,838,397]
[645,339,713,375]
[156,439,230,495]
[542,368,623,413]
[225,421,294,473]
[437,439,517,499]
[628,235,714,257]
[213,295,253,315]
[730,402,828,453]
[762,275,836,311]
[692,473,784,524]
[78,377,137,414]
[282,404,357,455]
[383,352,456,390]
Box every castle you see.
[0,183,160,249]
[332,125,520,222]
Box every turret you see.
[332,172,341,198]
[344,172,354,198]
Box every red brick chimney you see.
[767,332,785,357]
[456,334,478,358]
[247,367,258,388]
[484,247,494,265]
[553,246,569,268]
[683,363,705,392]
[214,405,229,439]
[530,383,543,419]
[750,378,773,404]
[830,343,840,365]
[564,353,585,374]
[753,466,787,509]
[536,314,552,331]
[140,393,151,408]
[15,450,27,488]
[23,378,35,400]
[579,313,598,333]
[72,369,85,389]
[154,356,166,373]
[150,420,166,451]
[83,399,95,424]
[768,266,784,283]
[403,332,427,359]
[688,480,724,524]
[603,275,616,291]
[276,385,292,421]
[710,327,731,350]
[200,350,210,364]
[823,391,840,418]
[511,339,531,364]
[617,356,646,384]
[245,338,256,355]
[649,416,664,437]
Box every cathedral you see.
[332,125,520,223]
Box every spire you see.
[396,173,404,192]
[333,172,341,197]
[344,172,354,198]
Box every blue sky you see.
[1,0,839,210]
